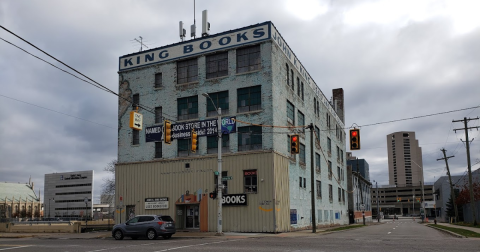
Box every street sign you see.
[129,111,143,130]
[360,204,365,211]
[222,176,233,181]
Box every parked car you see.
[112,215,176,240]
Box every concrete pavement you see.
[0,223,379,240]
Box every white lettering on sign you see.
[221,194,247,206]
[119,23,269,71]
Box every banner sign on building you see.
[221,194,247,206]
[119,23,270,71]
[145,116,236,142]
[145,197,169,210]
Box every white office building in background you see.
[44,170,94,219]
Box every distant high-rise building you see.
[387,131,423,186]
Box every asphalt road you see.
[1,220,479,252]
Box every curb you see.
[426,225,466,238]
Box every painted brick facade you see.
[117,22,348,229]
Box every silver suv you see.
[112,215,176,240]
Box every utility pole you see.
[309,124,316,233]
[357,158,365,225]
[453,117,479,226]
[437,148,458,223]
[376,181,379,222]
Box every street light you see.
[373,180,379,222]
[202,92,223,236]
[48,198,54,218]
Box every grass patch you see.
[327,225,364,232]
[428,224,480,238]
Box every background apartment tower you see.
[387,131,423,186]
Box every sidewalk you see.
[429,222,480,234]
[0,223,379,240]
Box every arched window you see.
[286,64,289,84]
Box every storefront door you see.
[185,205,199,229]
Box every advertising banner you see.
[145,116,236,142]
[145,197,169,210]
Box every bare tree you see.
[101,160,117,203]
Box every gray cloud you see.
[1,0,479,201]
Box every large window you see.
[315,153,321,173]
[287,100,294,125]
[155,142,162,158]
[298,111,305,132]
[238,126,262,151]
[236,45,260,73]
[286,64,289,84]
[327,137,332,153]
[244,170,257,193]
[178,138,198,157]
[237,86,261,113]
[328,161,332,180]
[316,180,322,198]
[154,73,162,88]
[297,77,300,97]
[290,69,294,91]
[206,91,229,117]
[178,96,198,120]
[177,58,198,84]
[155,107,162,124]
[207,135,230,154]
[338,187,342,202]
[299,143,306,164]
[329,184,333,201]
[315,126,320,145]
[132,129,139,145]
[132,93,139,109]
[206,52,228,79]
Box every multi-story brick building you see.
[116,21,347,232]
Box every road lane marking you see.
[0,245,34,251]
[154,240,240,252]
[388,232,391,234]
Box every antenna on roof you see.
[202,10,210,37]
[191,0,196,39]
[134,36,148,52]
[179,21,186,41]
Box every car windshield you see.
[158,215,174,222]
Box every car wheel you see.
[113,230,124,240]
[162,234,172,239]
[146,229,157,240]
[131,236,138,240]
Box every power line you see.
[0,94,115,129]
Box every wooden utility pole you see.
[453,117,479,226]
[437,149,458,223]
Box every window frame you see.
[244,170,258,194]
[206,52,228,79]
[206,91,229,117]
[155,107,162,124]
[177,96,198,121]
[177,58,198,84]
[207,135,230,154]
[299,143,306,165]
[236,45,261,73]
[238,126,262,151]
[177,138,198,157]
[287,100,295,125]
[154,73,162,88]
[155,142,162,158]
[316,180,322,199]
[132,129,139,145]
[237,85,261,113]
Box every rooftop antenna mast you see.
[134,36,148,52]
[190,0,197,39]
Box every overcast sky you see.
[1,0,479,203]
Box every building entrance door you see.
[185,205,199,229]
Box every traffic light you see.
[290,135,300,154]
[191,129,197,153]
[416,197,420,202]
[209,191,217,199]
[349,128,360,150]
[397,197,400,202]
[164,120,172,144]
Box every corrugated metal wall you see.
[116,151,291,232]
